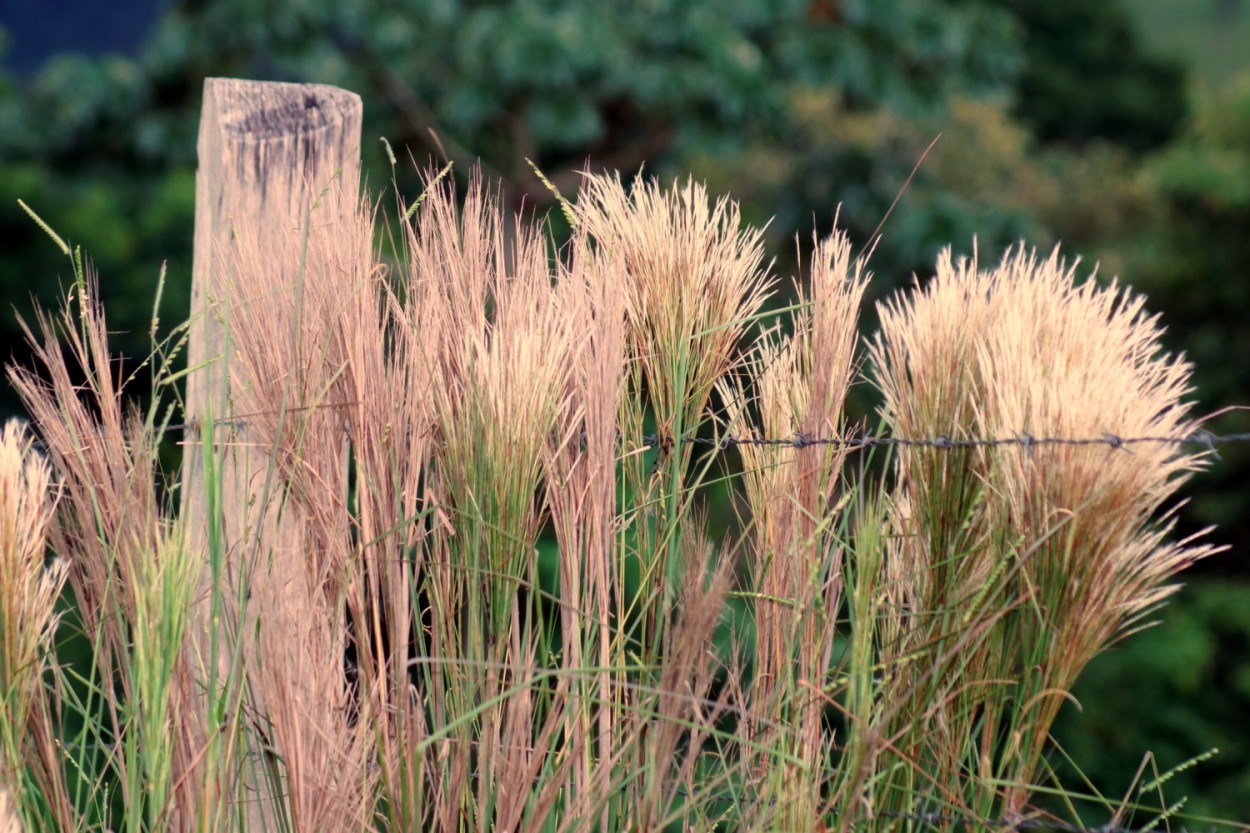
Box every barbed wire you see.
[645,429,1249,460]
[24,402,1250,462]
[875,810,1229,833]
[120,414,1250,461]
[656,799,1234,833]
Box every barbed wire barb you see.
[18,400,1250,460]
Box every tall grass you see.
[0,173,1222,832]
[0,419,67,831]
[865,247,1219,821]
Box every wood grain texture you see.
[182,78,362,827]
[186,78,361,465]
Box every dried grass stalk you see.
[0,420,65,827]
[717,229,868,828]
[869,244,1220,813]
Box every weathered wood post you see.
[183,77,362,823]
[184,77,362,526]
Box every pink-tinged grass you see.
[0,176,1225,832]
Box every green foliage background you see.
[2,0,1247,820]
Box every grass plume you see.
[867,244,1221,818]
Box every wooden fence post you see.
[184,77,362,526]
[183,77,362,824]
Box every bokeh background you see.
[2,0,1248,819]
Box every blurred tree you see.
[1000,0,1188,151]
[1127,73,1250,560]
[1052,579,1250,819]
[691,90,1050,299]
[136,0,1021,199]
[1217,0,1244,22]
[0,45,196,418]
[0,0,1023,417]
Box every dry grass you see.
[717,229,868,827]
[867,245,1220,819]
[217,182,381,833]
[0,420,66,831]
[8,278,212,831]
[0,175,1223,832]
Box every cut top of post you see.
[198,77,363,213]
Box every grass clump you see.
[0,170,1225,832]
[865,246,1220,822]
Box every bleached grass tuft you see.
[867,244,1220,819]
[0,420,64,832]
